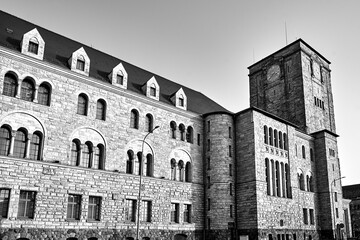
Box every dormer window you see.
[170,88,187,110]
[68,47,90,76]
[21,28,45,60]
[109,63,128,89]
[28,38,39,54]
[150,84,156,97]
[76,56,85,71]
[117,71,124,85]
[142,76,159,101]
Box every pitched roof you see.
[343,184,360,200]
[0,10,231,115]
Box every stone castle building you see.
[343,184,360,238]
[0,10,346,240]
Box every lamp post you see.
[136,125,159,240]
[331,176,345,240]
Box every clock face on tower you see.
[267,65,280,82]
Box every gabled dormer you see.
[142,76,160,101]
[170,87,187,110]
[68,47,90,76]
[21,28,45,60]
[108,62,128,89]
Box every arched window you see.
[130,109,139,129]
[150,83,156,97]
[271,160,275,196]
[28,37,39,54]
[274,129,278,147]
[13,129,27,158]
[76,55,85,71]
[20,78,35,101]
[185,162,192,182]
[145,114,153,132]
[96,99,106,120]
[178,94,184,107]
[3,72,17,97]
[265,158,271,195]
[275,161,280,197]
[170,159,176,180]
[77,94,88,115]
[0,126,11,156]
[298,171,305,190]
[179,124,185,141]
[170,121,177,139]
[126,150,134,174]
[186,126,194,143]
[145,154,153,177]
[285,164,291,198]
[81,142,92,168]
[269,128,273,146]
[137,152,142,175]
[302,146,306,159]
[264,126,268,144]
[93,144,104,170]
[29,131,42,160]
[283,133,287,150]
[309,176,314,192]
[310,148,314,161]
[71,140,81,166]
[178,160,184,182]
[279,131,283,149]
[306,175,310,192]
[117,71,124,85]
[38,83,51,106]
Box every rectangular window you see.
[170,203,179,223]
[28,41,38,54]
[126,199,137,222]
[179,97,184,107]
[229,164,232,176]
[207,121,210,133]
[197,134,201,146]
[18,190,36,219]
[150,87,156,97]
[76,59,85,71]
[183,204,191,223]
[229,127,232,138]
[336,208,339,218]
[67,194,81,220]
[309,209,315,225]
[335,192,338,202]
[207,176,210,189]
[88,196,101,221]
[0,188,10,218]
[207,217,211,229]
[207,139,210,151]
[229,145,232,157]
[207,157,211,170]
[207,198,211,211]
[141,200,152,222]
[229,183,233,196]
[230,204,233,218]
[303,208,308,225]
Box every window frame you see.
[67,194,81,220]
[88,196,101,221]
[0,188,10,218]
[18,190,36,219]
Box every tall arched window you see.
[145,114,153,132]
[126,150,134,174]
[117,71,124,85]
[275,161,280,197]
[96,99,106,120]
[137,152,143,175]
[3,73,17,97]
[310,148,314,161]
[130,109,139,129]
[185,162,192,182]
[38,83,51,106]
[264,126,268,144]
[13,129,27,158]
[29,131,42,160]
[279,131,283,149]
[269,128,273,146]
[0,126,11,156]
[285,164,291,198]
[77,94,88,115]
[271,160,275,196]
[170,159,176,180]
[186,126,194,143]
[309,176,314,192]
[28,37,39,54]
[274,129,278,147]
[93,144,104,170]
[145,154,153,177]
[150,83,156,97]
[298,171,305,190]
[283,133,287,150]
[179,124,185,141]
[265,158,271,195]
[71,140,81,166]
[178,160,184,182]
[170,121,177,139]
[81,142,92,168]
[302,146,306,159]
[20,78,35,102]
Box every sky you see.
[1,1,359,186]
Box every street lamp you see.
[332,176,345,240]
[136,125,159,240]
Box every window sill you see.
[16,217,34,220]
[66,219,80,222]
[86,219,100,223]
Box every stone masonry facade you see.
[0,11,347,240]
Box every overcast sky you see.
[1,0,359,186]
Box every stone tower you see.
[248,39,336,135]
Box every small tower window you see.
[179,95,184,107]
[28,37,39,54]
[76,56,85,71]
[150,84,156,97]
[117,71,124,85]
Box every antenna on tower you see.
[285,21,288,45]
